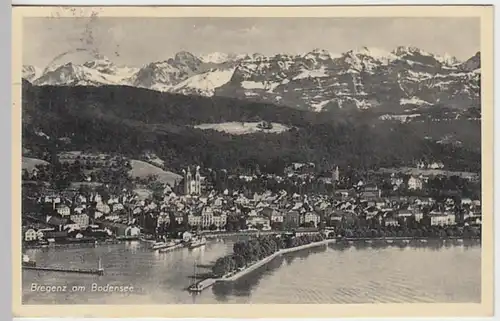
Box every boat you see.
[188,237,207,249]
[151,241,168,250]
[158,240,183,252]
[116,235,140,241]
[152,239,181,250]
[22,254,36,267]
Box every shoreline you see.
[23,234,481,250]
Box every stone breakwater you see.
[216,239,336,282]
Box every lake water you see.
[22,239,481,304]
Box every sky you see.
[23,17,480,68]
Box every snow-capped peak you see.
[22,65,43,82]
[352,47,397,61]
[393,45,432,57]
[174,51,200,63]
[83,55,116,73]
[435,53,459,66]
[303,48,333,61]
[200,52,230,64]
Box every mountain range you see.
[23,46,481,113]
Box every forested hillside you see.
[22,81,481,174]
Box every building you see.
[429,162,445,169]
[430,212,456,226]
[112,203,124,212]
[408,176,423,190]
[24,228,38,242]
[284,210,300,228]
[183,166,202,195]
[201,207,214,228]
[187,214,202,227]
[384,217,399,227]
[246,215,271,230]
[212,214,227,228]
[333,166,340,182]
[303,212,321,227]
[125,226,141,237]
[96,202,111,214]
[55,204,71,217]
[390,174,404,189]
[70,213,90,228]
[359,185,382,200]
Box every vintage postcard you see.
[12,5,494,318]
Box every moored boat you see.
[151,241,168,250]
[158,240,183,252]
[188,237,207,249]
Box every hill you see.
[22,157,49,171]
[21,81,481,174]
[128,160,182,187]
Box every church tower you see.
[194,166,201,195]
[184,166,192,195]
[334,166,340,182]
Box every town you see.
[21,153,482,247]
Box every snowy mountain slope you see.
[170,67,236,96]
[22,65,43,82]
[24,47,480,112]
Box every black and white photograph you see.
[13,5,493,317]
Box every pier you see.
[22,266,104,275]
[22,258,104,276]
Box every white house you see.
[70,213,90,228]
[96,202,111,214]
[201,207,214,228]
[112,203,125,212]
[24,228,38,242]
[408,176,423,190]
[430,212,456,226]
[212,213,227,228]
[271,211,284,223]
[246,216,271,230]
[125,226,141,237]
[429,162,445,169]
[55,204,71,217]
[303,212,321,227]
[187,214,202,227]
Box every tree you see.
[212,257,227,277]
[225,221,234,232]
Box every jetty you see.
[22,258,104,276]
